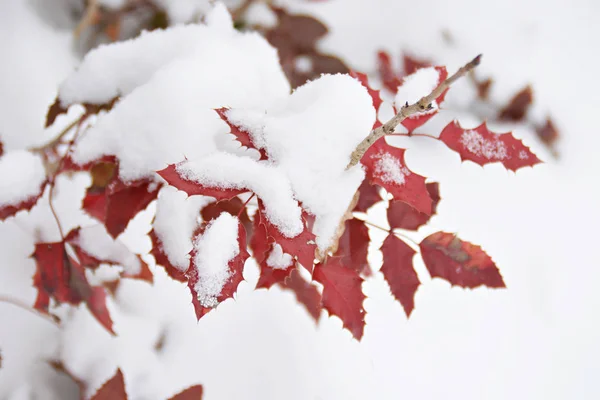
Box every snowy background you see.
[1,0,599,399]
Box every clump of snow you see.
[295,56,313,74]
[176,153,303,237]
[266,244,293,270]
[0,150,46,208]
[74,225,142,274]
[153,186,213,271]
[518,150,529,160]
[373,152,410,185]
[245,2,278,28]
[193,213,239,307]
[460,130,508,160]
[394,67,440,115]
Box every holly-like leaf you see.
[0,181,47,221]
[419,232,505,288]
[313,259,366,340]
[91,369,127,400]
[256,203,316,273]
[187,221,249,320]
[402,53,431,76]
[400,66,448,133]
[387,182,440,230]
[334,218,371,276]
[349,71,383,113]
[201,197,253,240]
[215,108,268,160]
[32,241,115,334]
[377,50,402,93]
[251,215,295,289]
[354,180,382,213]
[158,164,246,201]
[380,234,419,317]
[498,85,533,122]
[280,269,322,322]
[362,138,432,215]
[149,229,188,282]
[439,121,541,171]
[168,385,204,400]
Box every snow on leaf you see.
[362,138,432,215]
[380,234,419,317]
[187,214,249,319]
[419,232,505,288]
[354,180,382,213]
[32,241,115,334]
[168,385,204,400]
[150,229,187,282]
[280,269,322,323]
[334,218,371,276]
[201,197,253,241]
[439,121,541,171]
[387,182,440,230]
[349,71,383,113]
[313,259,366,340]
[215,108,268,160]
[251,214,295,289]
[91,369,127,400]
[0,150,47,221]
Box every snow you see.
[0,151,46,208]
[266,244,293,270]
[245,2,278,28]
[176,153,303,237]
[153,186,213,271]
[394,67,440,116]
[373,152,410,185]
[97,0,126,9]
[74,225,142,274]
[460,130,508,160]
[192,213,239,307]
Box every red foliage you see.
[380,234,419,317]
[0,180,47,221]
[354,180,382,213]
[387,182,440,230]
[91,369,127,400]
[333,218,371,276]
[215,108,268,160]
[280,269,322,323]
[377,51,402,93]
[168,385,204,400]
[400,66,448,133]
[420,232,505,288]
[158,164,246,200]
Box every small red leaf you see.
[387,182,440,230]
[402,53,431,76]
[439,121,541,171]
[104,180,160,238]
[158,164,246,200]
[0,181,46,221]
[215,108,268,160]
[353,180,382,213]
[334,218,371,276]
[168,385,204,400]
[187,221,249,320]
[86,287,115,334]
[377,50,402,93]
[420,232,505,288]
[280,269,322,322]
[349,71,383,113]
[251,216,295,289]
[380,234,419,317]
[91,369,127,400]
[400,66,448,133]
[498,85,533,122]
[313,259,366,340]
[362,138,432,215]
[536,118,560,147]
[149,229,188,282]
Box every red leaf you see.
[104,180,160,238]
[536,118,560,147]
[498,85,533,122]
[334,218,371,276]
[380,234,419,317]
[362,137,432,215]
[0,181,47,221]
[349,71,383,113]
[419,232,505,288]
[439,121,541,171]
[215,108,268,160]
[377,50,402,93]
[158,164,246,200]
[354,180,382,213]
[91,369,127,400]
[201,197,253,240]
[32,241,115,334]
[187,221,249,320]
[149,229,188,282]
[387,182,440,230]
[280,269,322,322]
[251,215,295,289]
[402,53,431,76]
[45,97,68,128]
[400,66,448,133]
[0,140,3,157]
[313,259,366,340]
[256,203,315,273]
[168,385,203,400]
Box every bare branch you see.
[346,54,482,169]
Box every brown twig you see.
[0,295,59,327]
[347,54,482,169]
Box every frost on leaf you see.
[314,259,366,340]
[168,385,204,400]
[380,234,419,317]
[187,214,249,319]
[333,218,371,276]
[0,150,47,221]
[362,138,432,215]
[91,369,126,400]
[420,232,505,288]
[387,182,440,230]
[280,269,322,323]
[215,108,268,160]
[439,121,541,171]
[32,242,114,334]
